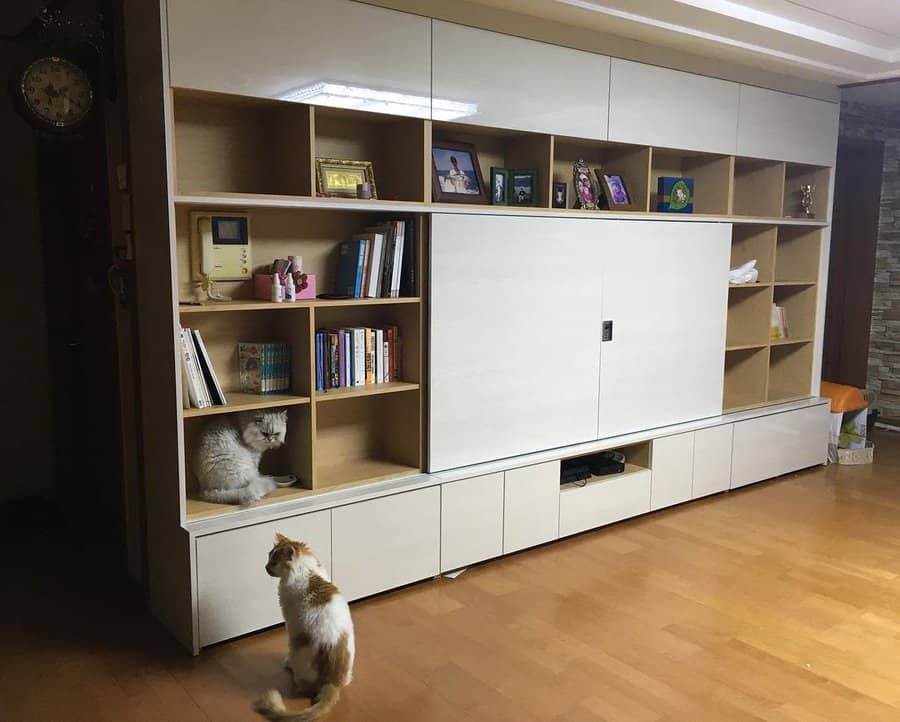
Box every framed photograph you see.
[316,158,377,199]
[597,173,634,210]
[432,141,488,204]
[509,169,538,207]
[572,159,599,210]
[552,181,568,209]
[490,167,509,205]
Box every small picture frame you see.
[572,159,600,210]
[432,141,488,204]
[552,181,568,209]
[490,167,509,205]
[315,158,377,199]
[509,169,538,207]
[597,173,634,210]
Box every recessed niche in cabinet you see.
[775,227,821,283]
[315,393,421,489]
[172,89,313,197]
[724,347,769,411]
[768,342,813,402]
[432,122,552,207]
[560,440,651,489]
[551,138,650,211]
[783,163,830,220]
[313,106,427,202]
[773,284,817,341]
[731,225,776,284]
[727,285,772,348]
[732,158,785,217]
[650,149,733,215]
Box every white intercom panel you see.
[190,211,253,281]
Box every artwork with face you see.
[573,159,599,210]
[432,141,488,203]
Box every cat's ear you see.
[275,532,290,544]
[279,410,288,422]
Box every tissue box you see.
[253,272,317,301]
[657,177,694,213]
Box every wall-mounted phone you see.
[190,211,253,283]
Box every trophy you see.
[800,184,815,218]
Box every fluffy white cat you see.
[193,410,286,505]
[254,534,355,721]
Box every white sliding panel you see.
[597,221,730,439]
[737,86,839,166]
[167,0,431,115]
[429,214,604,471]
[608,59,740,154]
[432,21,610,138]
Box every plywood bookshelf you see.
[723,223,821,411]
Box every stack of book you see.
[316,326,400,391]
[770,304,790,340]
[335,219,416,298]
[180,327,226,409]
[238,342,292,394]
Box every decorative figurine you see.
[800,184,815,218]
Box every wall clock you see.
[16,55,94,132]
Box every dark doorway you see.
[823,138,884,388]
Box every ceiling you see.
[464,0,900,85]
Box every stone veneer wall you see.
[839,101,900,416]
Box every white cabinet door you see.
[432,21,609,138]
[608,59,739,154]
[731,404,829,489]
[597,221,730,439]
[196,511,331,647]
[440,473,504,572]
[737,86,839,166]
[651,433,695,511]
[692,424,734,499]
[559,468,651,537]
[503,461,560,553]
[331,487,440,601]
[429,214,604,471]
[167,0,431,115]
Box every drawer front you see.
[332,487,440,601]
[731,405,829,489]
[503,461,560,553]
[432,21,610,138]
[692,425,734,499]
[196,510,331,647]
[441,473,504,572]
[559,469,651,538]
[651,432,695,511]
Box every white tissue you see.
[729,260,759,285]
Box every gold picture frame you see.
[315,158,377,199]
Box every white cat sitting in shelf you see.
[193,410,287,504]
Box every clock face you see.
[20,56,93,128]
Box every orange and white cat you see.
[253,534,355,722]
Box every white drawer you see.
[731,405,829,489]
[503,461,560,553]
[651,432,695,511]
[332,487,440,601]
[196,510,331,647]
[559,469,651,538]
[692,425,734,499]
[441,473,504,572]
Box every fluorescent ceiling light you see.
[279,82,478,121]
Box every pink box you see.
[253,272,317,301]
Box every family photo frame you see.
[432,141,488,204]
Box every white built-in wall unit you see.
[125,0,837,651]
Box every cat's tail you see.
[253,685,341,721]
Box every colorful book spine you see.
[314,327,402,391]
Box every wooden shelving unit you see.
[552,137,651,211]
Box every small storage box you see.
[836,442,874,465]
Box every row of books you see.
[180,328,226,409]
[770,304,790,339]
[239,342,292,394]
[316,326,401,391]
[335,219,415,298]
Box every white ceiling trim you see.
[558,0,875,79]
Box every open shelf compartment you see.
[727,285,773,348]
[768,342,813,402]
[732,158,785,217]
[783,163,830,220]
[313,106,427,202]
[650,148,733,215]
[172,89,313,197]
[724,346,769,411]
[775,227,821,283]
[432,121,552,208]
[552,137,650,211]
[560,441,651,491]
[731,225,776,284]
[773,284,817,340]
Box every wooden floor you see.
[4,432,900,721]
